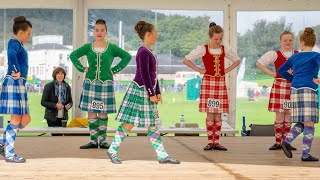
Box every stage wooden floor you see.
[0,136,319,180]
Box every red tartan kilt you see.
[268,78,291,113]
[199,75,229,113]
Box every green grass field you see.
[3,91,320,136]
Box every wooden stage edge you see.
[0,136,319,180]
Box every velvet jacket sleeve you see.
[69,44,90,73]
[139,50,155,97]
[110,45,132,74]
[155,80,161,95]
[7,41,21,73]
[278,57,293,82]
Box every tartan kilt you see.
[115,82,160,127]
[290,88,318,123]
[79,79,116,114]
[199,75,229,113]
[0,76,29,115]
[268,78,291,113]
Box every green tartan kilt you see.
[79,79,116,114]
[115,82,160,127]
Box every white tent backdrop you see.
[0,0,319,129]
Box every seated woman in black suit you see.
[41,67,73,136]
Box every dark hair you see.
[208,22,223,37]
[134,21,154,40]
[300,27,316,47]
[52,67,66,80]
[280,30,294,40]
[95,19,107,31]
[13,16,32,35]
[209,22,216,28]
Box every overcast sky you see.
[156,10,320,35]
[237,11,320,35]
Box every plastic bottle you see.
[222,113,228,122]
[180,115,185,128]
[241,116,247,136]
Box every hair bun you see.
[209,22,216,28]
[134,21,146,34]
[304,27,314,35]
[14,16,27,23]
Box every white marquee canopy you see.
[0,0,318,128]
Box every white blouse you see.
[94,47,105,53]
[257,51,294,66]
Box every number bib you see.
[207,98,220,108]
[283,100,291,109]
[91,100,105,110]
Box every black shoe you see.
[80,142,98,149]
[213,144,227,151]
[5,154,26,163]
[288,144,297,151]
[281,141,292,158]
[107,151,122,164]
[269,143,282,150]
[302,154,319,161]
[99,142,110,149]
[0,144,5,158]
[203,144,214,151]
[158,156,180,164]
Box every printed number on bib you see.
[283,100,291,109]
[207,98,220,108]
[91,101,104,110]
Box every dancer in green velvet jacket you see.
[70,19,131,149]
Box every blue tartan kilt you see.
[79,79,116,114]
[0,76,29,115]
[290,88,318,123]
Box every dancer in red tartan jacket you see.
[183,22,240,151]
[256,30,297,151]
